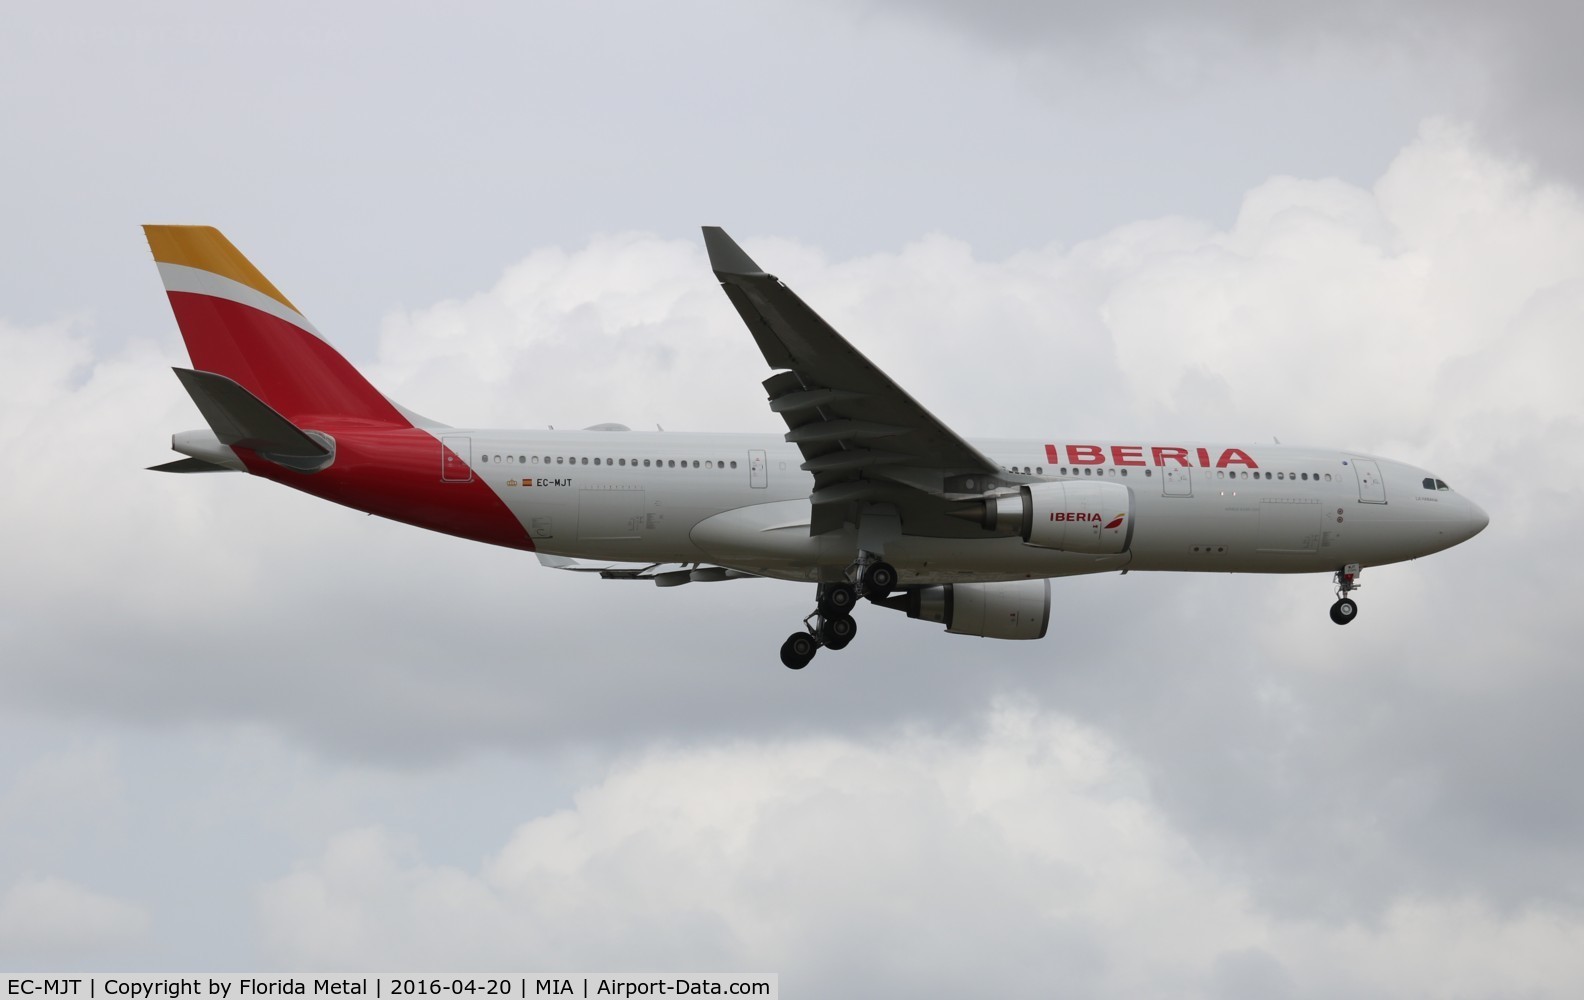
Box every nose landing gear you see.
[1330,564,1361,625]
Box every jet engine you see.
[884,579,1051,639]
[969,480,1135,555]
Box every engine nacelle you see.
[984,480,1134,554]
[901,579,1050,640]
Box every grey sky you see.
[2,3,1582,996]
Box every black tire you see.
[821,582,857,615]
[864,561,897,600]
[1330,598,1358,625]
[821,614,857,650]
[780,632,816,669]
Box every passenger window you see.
[556,456,564,464]
[1036,467,1044,475]
[668,460,675,468]
[519,456,526,464]
[644,459,651,467]
[693,460,700,468]
[731,461,738,469]
[531,456,539,464]
[594,458,601,466]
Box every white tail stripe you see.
[156,262,325,340]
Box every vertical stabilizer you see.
[145,225,409,427]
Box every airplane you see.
[146,225,1489,669]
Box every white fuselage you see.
[446,429,1485,584]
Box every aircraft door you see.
[441,435,473,482]
[1162,464,1192,497]
[1352,459,1386,503]
[749,449,767,488]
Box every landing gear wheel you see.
[1330,598,1358,625]
[780,632,817,669]
[863,561,897,601]
[820,614,857,650]
[820,583,857,615]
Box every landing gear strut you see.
[1330,564,1361,625]
[778,609,857,669]
[778,575,882,669]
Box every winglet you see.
[702,227,766,277]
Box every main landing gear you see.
[777,559,896,669]
[1330,564,1361,625]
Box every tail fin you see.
[145,226,410,427]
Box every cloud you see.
[872,1,1584,193]
[258,702,1584,997]
[0,877,150,958]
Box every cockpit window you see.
[1435,479,1450,491]
[1423,477,1435,490]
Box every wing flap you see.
[536,553,761,584]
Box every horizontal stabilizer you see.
[172,368,334,473]
[148,456,237,474]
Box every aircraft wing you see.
[703,227,1005,535]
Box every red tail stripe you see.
[168,292,406,426]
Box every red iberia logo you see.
[1050,512,1128,529]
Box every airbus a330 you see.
[147,225,1488,668]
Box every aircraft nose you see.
[1466,498,1490,539]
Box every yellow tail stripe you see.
[144,225,298,313]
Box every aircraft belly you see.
[885,536,1129,581]
[691,500,1129,583]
